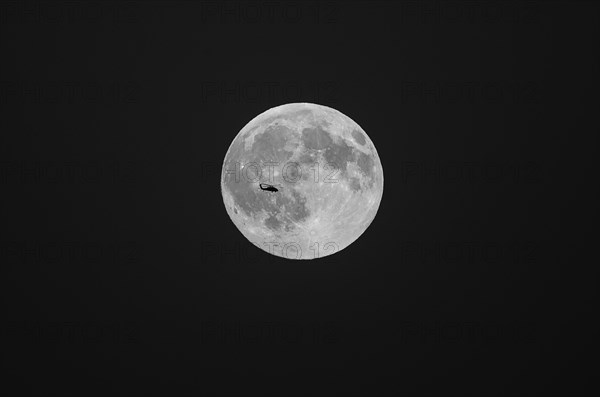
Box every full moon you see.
[221,103,384,260]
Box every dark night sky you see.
[1,1,598,396]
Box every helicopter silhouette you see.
[259,183,280,192]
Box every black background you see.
[1,1,598,396]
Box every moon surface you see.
[221,103,384,260]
